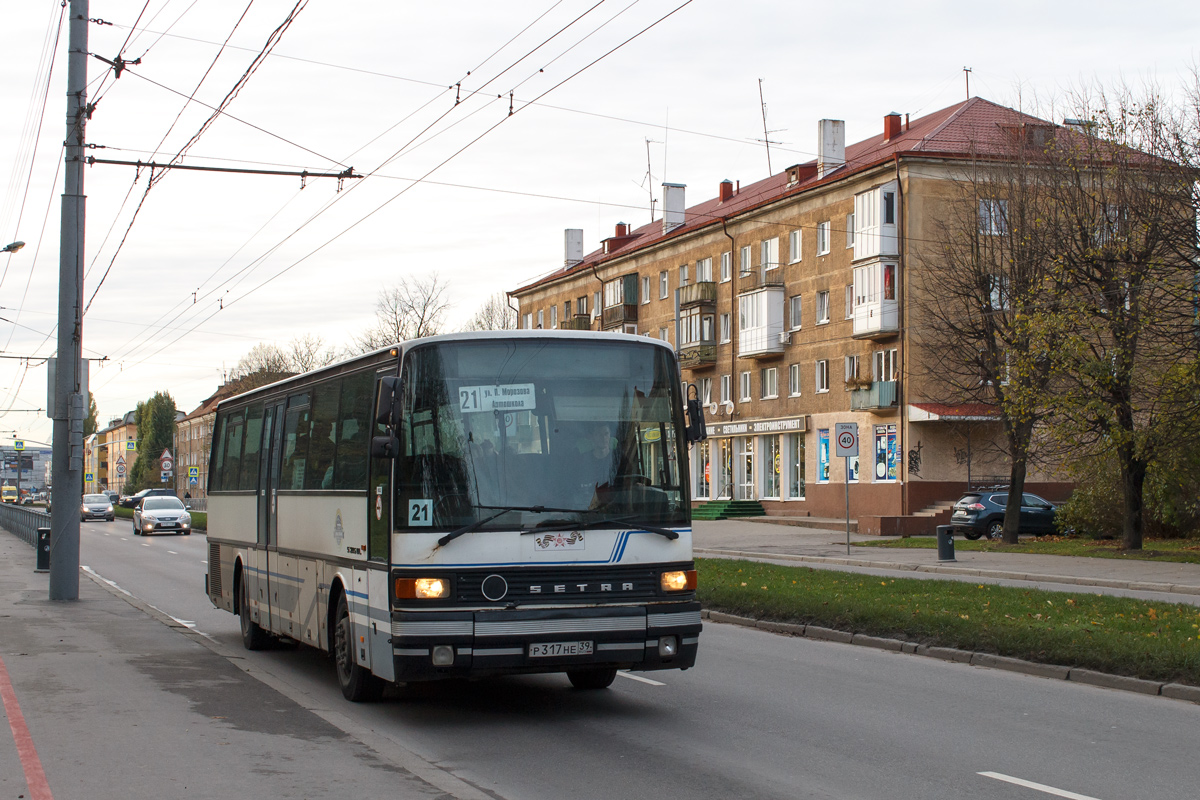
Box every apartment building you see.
[511,98,1070,534]
[93,411,138,494]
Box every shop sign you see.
[706,415,807,438]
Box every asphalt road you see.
[76,520,1200,800]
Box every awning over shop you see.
[908,402,1000,422]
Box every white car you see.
[133,496,192,536]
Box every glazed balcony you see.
[679,281,717,308]
[850,380,898,411]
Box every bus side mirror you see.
[685,397,707,444]
[371,435,400,459]
[375,377,403,427]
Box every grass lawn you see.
[696,557,1200,685]
[857,535,1200,565]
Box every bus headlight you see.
[660,570,697,592]
[395,577,450,600]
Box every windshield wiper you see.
[520,515,679,540]
[436,505,586,547]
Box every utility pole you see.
[49,0,88,601]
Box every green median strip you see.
[858,535,1200,565]
[696,557,1200,686]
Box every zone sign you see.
[834,422,859,458]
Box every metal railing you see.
[0,504,50,547]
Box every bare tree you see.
[350,273,452,353]
[463,292,518,331]
[287,334,339,373]
[229,343,290,380]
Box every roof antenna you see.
[963,66,972,100]
[755,79,786,175]
[635,137,662,223]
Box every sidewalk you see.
[692,519,1200,598]
[0,531,482,800]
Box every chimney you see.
[564,229,583,267]
[883,112,902,142]
[615,222,629,237]
[662,183,686,234]
[817,119,845,178]
[718,179,734,202]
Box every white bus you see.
[206,331,704,700]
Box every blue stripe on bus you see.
[244,565,306,584]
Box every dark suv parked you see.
[119,487,177,508]
[951,491,1057,540]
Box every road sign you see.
[13,440,24,451]
[115,463,126,476]
[835,422,859,457]
[126,441,135,450]
[161,458,173,472]
[188,467,199,478]
[189,477,198,485]
[160,448,172,461]
[85,472,94,482]
[161,471,170,483]
[116,455,125,465]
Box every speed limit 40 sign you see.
[834,422,859,457]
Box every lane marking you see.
[167,551,178,555]
[0,654,55,800]
[979,772,1101,799]
[119,537,128,541]
[141,543,151,547]
[618,671,665,686]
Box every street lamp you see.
[2,241,25,254]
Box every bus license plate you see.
[529,641,594,658]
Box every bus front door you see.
[254,401,285,634]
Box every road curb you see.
[693,547,1200,597]
[699,608,1199,705]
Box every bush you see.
[1057,452,1200,540]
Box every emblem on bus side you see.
[334,509,344,543]
[533,531,584,551]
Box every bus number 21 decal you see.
[408,499,433,526]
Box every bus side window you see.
[219,410,246,492]
[241,404,265,491]
[335,371,373,491]
[305,381,341,490]
[281,400,311,490]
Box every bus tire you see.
[239,572,268,651]
[333,593,382,702]
[567,668,618,690]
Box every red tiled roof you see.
[513,98,1053,295]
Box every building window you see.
[696,257,713,282]
[884,191,895,225]
[874,424,899,481]
[577,296,588,315]
[816,290,830,324]
[719,313,731,343]
[680,308,713,346]
[699,377,712,405]
[761,367,778,399]
[680,264,689,286]
[550,306,558,328]
[694,440,711,499]
[817,221,830,255]
[846,213,855,247]
[659,271,668,299]
[844,354,861,388]
[739,245,752,275]
[788,229,801,263]
[720,374,731,404]
[762,435,781,499]
[979,198,1008,236]
[845,284,854,319]
[720,251,732,282]
[815,359,829,392]
[761,237,779,271]
[522,312,532,329]
[818,429,830,482]
[873,348,897,381]
[564,301,571,322]
[788,363,801,396]
[642,276,651,304]
[603,277,628,308]
[739,371,752,402]
[537,309,544,328]
[789,294,802,330]
[788,432,805,499]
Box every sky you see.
[1,0,1198,447]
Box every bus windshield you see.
[395,338,689,533]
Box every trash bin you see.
[936,524,955,562]
[36,527,51,572]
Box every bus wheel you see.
[567,668,617,690]
[333,594,382,702]
[239,574,267,651]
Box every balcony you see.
[737,285,786,358]
[678,343,717,369]
[679,281,717,308]
[564,314,592,331]
[852,299,899,339]
[850,380,898,411]
[737,271,785,292]
[602,303,638,330]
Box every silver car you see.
[81,493,115,522]
[133,496,192,536]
